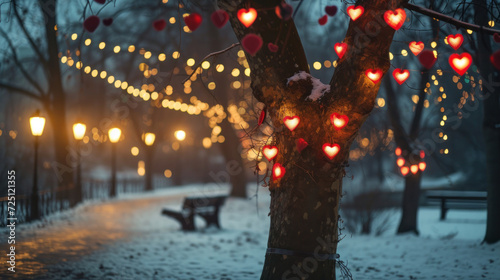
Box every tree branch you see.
[0,28,46,96]
[11,0,48,67]
[0,81,43,101]
[182,43,241,84]
[405,2,500,35]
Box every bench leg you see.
[162,209,196,231]
[440,199,448,221]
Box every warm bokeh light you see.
[108,128,122,143]
[143,132,156,146]
[73,123,86,140]
[175,130,186,141]
[131,147,139,156]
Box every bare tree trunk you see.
[219,0,405,278]
[40,0,73,199]
[473,0,500,244]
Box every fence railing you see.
[0,178,167,226]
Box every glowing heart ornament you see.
[272,163,286,180]
[449,53,472,76]
[384,8,406,30]
[330,113,349,130]
[153,19,167,31]
[396,158,405,167]
[419,162,427,171]
[346,6,364,21]
[400,166,410,176]
[262,145,278,161]
[410,165,419,174]
[283,116,300,131]
[323,143,340,160]
[409,41,424,56]
[184,13,203,31]
[365,69,383,83]
[83,16,100,32]
[334,43,347,59]
[392,68,410,85]
[446,34,464,50]
[237,8,257,28]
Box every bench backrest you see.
[182,195,227,211]
[426,191,487,200]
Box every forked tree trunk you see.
[397,172,422,234]
[219,0,405,278]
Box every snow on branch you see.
[287,71,330,102]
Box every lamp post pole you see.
[30,110,45,220]
[143,132,156,191]
[72,123,86,205]
[108,127,121,198]
[31,136,39,220]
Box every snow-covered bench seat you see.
[161,195,227,231]
[426,190,487,220]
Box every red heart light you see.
[283,116,300,131]
[400,166,409,176]
[211,10,229,28]
[449,53,472,76]
[272,163,286,180]
[241,33,263,56]
[268,43,279,53]
[102,18,113,26]
[323,143,340,160]
[330,113,349,130]
[318,15,328,25]
[384,8,406,30]
[347,5,364,21]
[420,150,425,159]
[494,33,500,43]
[490,50,500,70]
[395,147,402,156]
[334,43,347,59]
[83,15,100,33]
[409,41,424,56]
[410,165,419,174]
[275,3,293,21]
[258,108,266,125]
[153,19,167,31]
[392,68,410,85]
[418,50,437,69]
[365,69,383,83]
[419,162,427,171]
[296,138,308,153]
[446,34,464,50]
[94,0,105,4]
[237,8,257,28]
[396,158,405,167]
[184,13,203,31]
[262,145,278,161]
[325,5,338,17]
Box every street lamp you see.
[29,110,45,220]
[108,127,121,197]
[72,122,86,206]
[142,132,156,191]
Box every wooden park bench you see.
[426,190,487,220]
[161,195,227,231]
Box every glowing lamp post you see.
[143,132,156,191]
[72,123,86,205]
[29,110,46,220]
[174,130,186,186]
[108,127,121,197]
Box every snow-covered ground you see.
[1,184,499,280]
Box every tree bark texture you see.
[219,0,406,278]
[473,0,500,244]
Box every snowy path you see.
[1,184,499,280]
